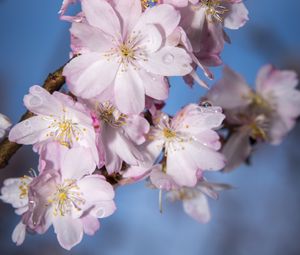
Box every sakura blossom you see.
[94,100,150,173]
[150,166,230,222]
[8,85,99,165]
[206,65,300,171]
[63,0,193,114]
[2,143,116,250]
[1,0,300,251]
[0,175,32,245]
[143,104,226,187]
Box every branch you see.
[0,65,66,169]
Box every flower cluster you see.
[1,0,300,251]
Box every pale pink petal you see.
[9,116,50,145]
[224,2,249,30]
[23,85,62,116]
[63,53,119,99]
[53,216,83,250]
[140,70,169,100]
[61,147,96,180]
[183,193,210,223]
[140,46,192,76]
[222,129,252,172]
[114,65,145,114]
[70,22,113,53]
[77,175,115,203]
[12,221,26,246]
[123,115,150,145]
[150,166,179,190]
[167,148,198,187]
[180,6,206,53]
[81,215,100,236]
[206,66,251,109]
[111,0,142,38]
[81,0,121,39]
[136,4,181,37]
[90,201,116,218]
[0,113,11,131]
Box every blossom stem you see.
[0,64,66,169]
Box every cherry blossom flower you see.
[142,104,226,187]
[9,85,99,165]
[94,101,150,173]
[21,143,116,250]
[0,113,12,140]
[63,0,193,114]
[206,65,300,171]
[150,166,230,222]
[0,175,33,245]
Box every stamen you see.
[47,179,85,217]
[200,0,228,23]
[98,102,127,128]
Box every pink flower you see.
[206,65,300,170]
[0,113,11,140]
[144,104,226,187]
[63,0,193,114]
[9,85,99,166]
[0,176,33,245]
[94,101,150,173]
[150,167,230,223]
[23,143,116,250]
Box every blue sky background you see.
[1,1,300,254]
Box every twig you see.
[0,65,66,169]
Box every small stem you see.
[0,65,66,169]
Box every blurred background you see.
[1,0,300,254]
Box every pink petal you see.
[70,22,113,53]
[90,200,116,218]
[9,116,50,145]
[140,70,169,101]
[224,2,249,30]
[23,85,62,116]
[111,0,142,38]
[78,175,115,203]
[81,0,121,39]
[53,216,83,250]
[140,46,192,76]
[183,193,210,223]
[81,215,100,236]
[123,115,150,145]
[222,129,252,172]
[206,65,251,109]
[137,4,181,37]
[114,65,145,114]
[63,52,119,99]
[12,221,26,246]
[61,147,96,180]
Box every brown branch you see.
[0,65,66,169]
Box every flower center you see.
[200,0,227,23]
[119,44,134,59]
[163,128,177,139]
[98,102,127,128]
[247,92,272,111]
[18,176,32,199]
[46,110,86,147]
[48,179,85,217]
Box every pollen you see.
[119,44,134,59]
[200,0,228,23]
[163,128,177,139]
[48,179,85,217]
